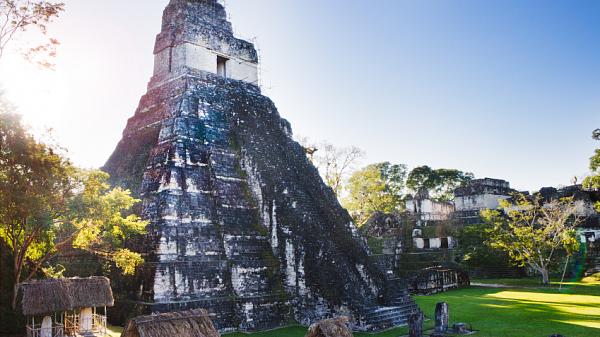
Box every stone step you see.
[389,299,415,306]
[364,306,418,321]
[363,309,420,330]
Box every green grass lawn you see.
[414,286,600,337]
[471,274,600,295]
[107,278,600,337]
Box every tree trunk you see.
[541,268,550,285]
[11,283,19,310]
[12,251,23,309]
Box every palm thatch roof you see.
[305,317,354,337]
[18,276,114,316]
[121,309,220,337]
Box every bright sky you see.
[1,0,599,192]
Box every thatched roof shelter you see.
[121,309,220,337]
[305,317,354,337]
[18,276,114,316]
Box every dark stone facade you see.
[104,0,417,332]
[453,178,515,197]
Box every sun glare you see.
[0,53,69,137]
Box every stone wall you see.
[151,0,258,85]
[454,178,515,212]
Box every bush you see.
[454,223,514,270]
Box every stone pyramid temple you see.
[104,0,419,331]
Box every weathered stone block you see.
[434,302,449,333]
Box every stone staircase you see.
[359,277,420,331]
[362,303,420,330]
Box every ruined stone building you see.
[103,0,418,332]
[364,176,600,283]
[404,178,516,251]
[361,178,521,291]
[454,178,514,211]
[406,190,454,222]
[454,178,516,221]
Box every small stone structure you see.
[434,302,449,333]
[304,317,353,337]
[406,190,454,222]
[121,309,220,337]
[409,266,470,295]
[17,276,114,337]
[453,323,468,334]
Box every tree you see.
[454,222,515,272]
[311,141,365,198]
[0,0,64,67]
[482,194,581,285]
[376,162,407,197]
[373,162,407,208]
[0,112,147,307]
[406,165,473,201]
[583,128,600,213]
[406,166,438,194]
[343,162,406,226]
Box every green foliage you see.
[367,237,385,255]
[583,129,600,213]
[454,223,513,269]
[406,165,437,192]
[343,162,406,226]
[406,165,473,201]
[482,194,581,284]
[373,162,407,200]
[41,264,65,278]
[113,249,144,275]
[0,112,74,283]
[420,222,453,238]
[590,149,600,172]
[0,110,147,308]
[64,170,147,275]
